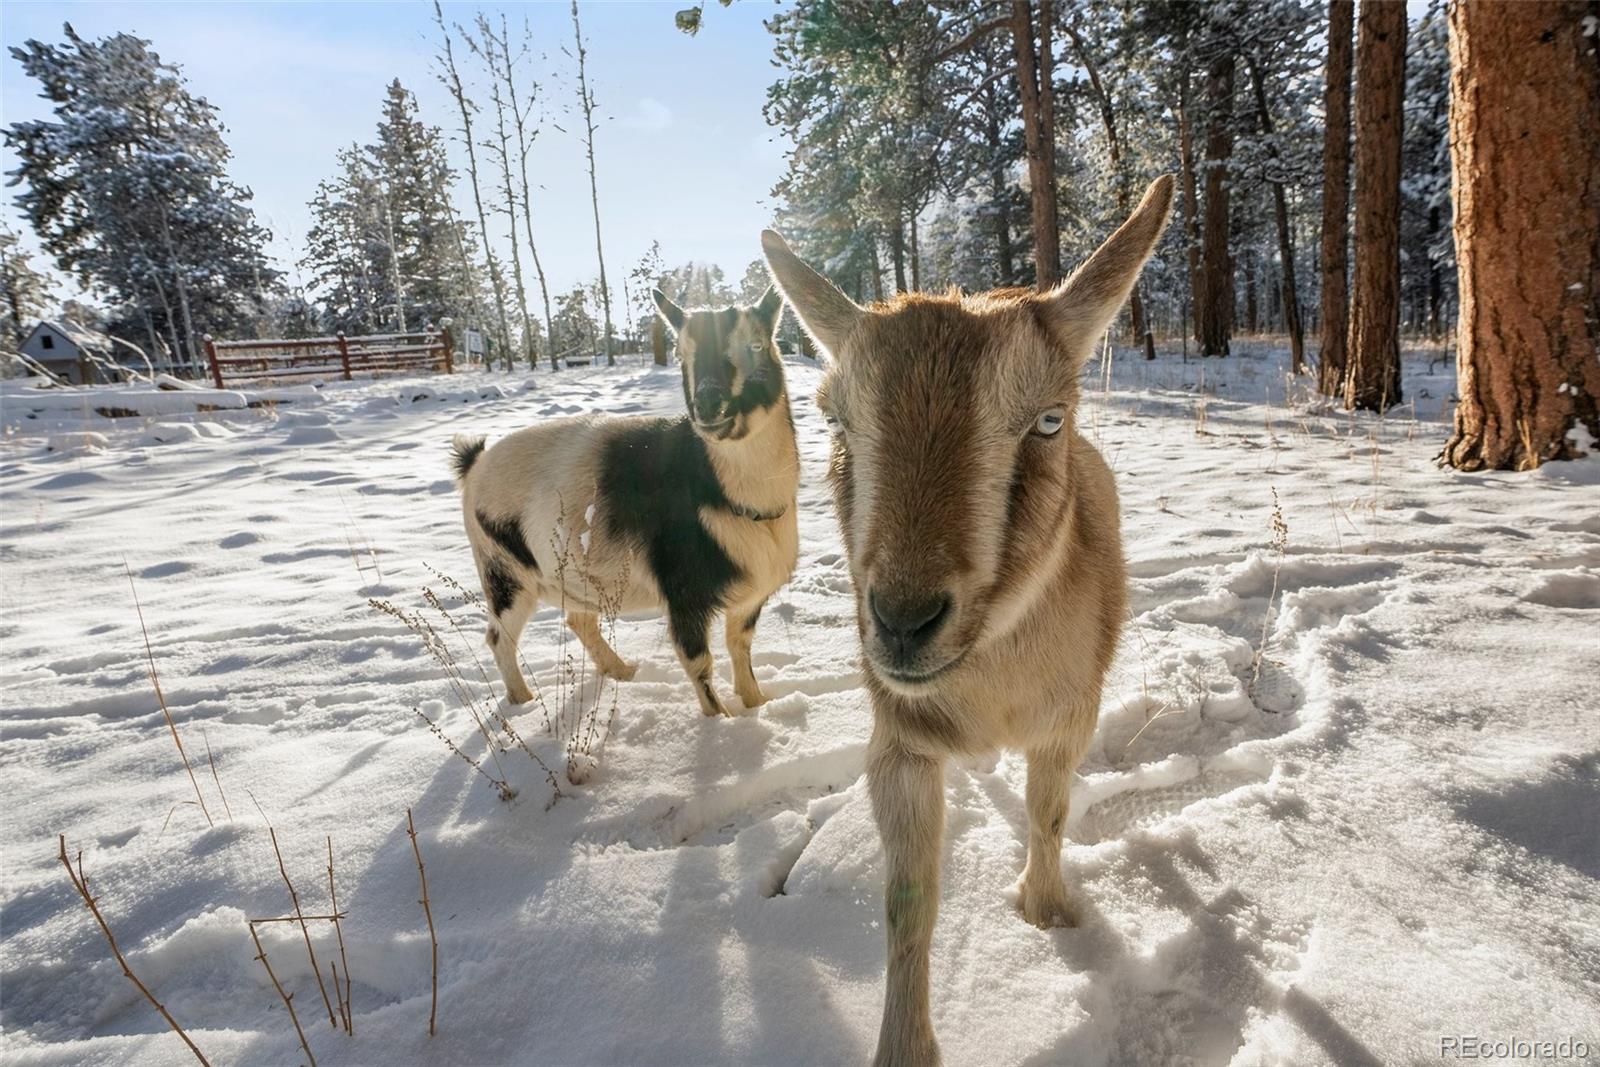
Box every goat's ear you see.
[652,288,686,334]
[755,284,783,328]
[1039,175,1174,363]
[760,229,862,359]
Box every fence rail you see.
[205,328,454,387]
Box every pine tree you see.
[1439,0,1599,469]
[5,25,278,369]
[1318,0,1355,395]
[1344,0,1406,411]
[302,82,483,338]
[0,223,51,348]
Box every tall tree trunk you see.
[909,208,921,291]
[1426,203,1443,340]
[1063,17,1146,343]
[1198,52,1235,356]
[571,1,615,366]
[890,220,908,293]
[381,200,408,333]
[1244,251,1259,334]
[981,72,1016,284]
[1177,59,1203,345]
[1011,0,1061,288]
[1248,58,1305,373]
[1319,0,1355,395]
[1439,0,1600,470]
[433,1,514,369]
[1345,0,1406,411]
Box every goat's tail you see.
[450,434,487,486]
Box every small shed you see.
[19,321,114,385]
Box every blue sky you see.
[1,1,791,302]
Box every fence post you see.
[337,332,352,381]
[440,323,455,375]
[205,335,223,389]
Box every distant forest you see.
[3,1,1595,470]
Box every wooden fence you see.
[204,328,454,388]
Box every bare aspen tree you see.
[469,13,536,369]
[569,0,615,365]
[1345,0,1406,411]
[1440,0,1600,470]
[1318,0,1355,396]
[501,14,559,372]
[432,0,514,370]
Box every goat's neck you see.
[705,391,799,513]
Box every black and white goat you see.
[451,287,799,718]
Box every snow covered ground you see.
[2,343,1597,1066]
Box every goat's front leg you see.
[724,598,767,709]
[668,602,729,717]
[869,728,945,1067]
[1017,740,1078,928]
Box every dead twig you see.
[247,912,348,925]
[58,836,212,1066]
[253,798,338,1029]
[406,808,439,1037]
[124,561,213,828]
[326,837,353,1035]
[248,923,317,1067]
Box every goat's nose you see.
[695,386,728,424]
[869,589,951,658]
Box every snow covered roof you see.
[23,319,113,357]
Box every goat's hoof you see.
[604,660,637,682]
[505,686,534,706]
[1017,884,1080,929]
[736,686,768,709]
[872,1034,942,1067]
[700,700,732,718]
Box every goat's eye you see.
[1033,409,1066,437]
[749,341,764,354]
[824,413,846,437]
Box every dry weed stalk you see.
[200,728,233,821]
[414,705,516,801]
[124,561,213,828]
[58,836,212,1066]
[248,923,317,1067]
[326,837,354,1035]
[248,912,348,924]
[267,824,338,1028]
[549,499,629,784]
[337,488,383,586]
[1249,488,1290,705]
[406,808,439,1037]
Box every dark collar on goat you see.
[724,499,787,522]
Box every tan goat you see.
[762,176,1174,1067]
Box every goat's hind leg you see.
[481,558,536,705]
[566,610,636,680]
